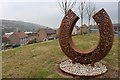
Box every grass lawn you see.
[2,33,119,78]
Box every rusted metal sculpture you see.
[59,8,114,64]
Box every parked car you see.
[12,44,20,48]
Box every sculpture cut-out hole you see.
[72,32,100,51]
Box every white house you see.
[72,25,79,35]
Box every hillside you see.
[0,19,47,34]
[2,33,119,78]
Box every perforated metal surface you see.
[59,8,114,64]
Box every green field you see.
[2,33,119,78]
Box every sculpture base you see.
[59,59,107,77]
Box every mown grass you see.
[2,33,119,78]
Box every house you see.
[2,36,12,50]
[27,32,37,44]
[36,27,56,42]
[89,25,98,33]
[113,24,120,31]
[56,28,59,39]
[89,25,98,29]
[80,24,88,35]
[0,43,1,50]
[9,32,28,46]
[72,25,80,35]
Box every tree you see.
[86,2,95,33]
[93,4,96,26]
[86,2,95,26]
[78,0,86,26]
[58,0,76,14]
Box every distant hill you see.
[0,19,47,35]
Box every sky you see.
[0,0,119,29]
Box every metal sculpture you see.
[58,8,114,64]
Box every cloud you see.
[1,1,119,29]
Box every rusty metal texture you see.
[58,8,114,64]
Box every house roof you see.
[13,32,28,38]
[38,27,56,34]
[45,27,56,34]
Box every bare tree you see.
[58,0,76,14]
[86,2,95,33]
[78,0,86,26]
[93,4,96,26]
[86,2,95,26]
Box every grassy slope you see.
[2,33,119,78]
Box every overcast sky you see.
[0,0,119,29]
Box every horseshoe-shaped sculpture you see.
[59,8,114,64]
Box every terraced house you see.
[37,27,56,42]
[9,32,28,46]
